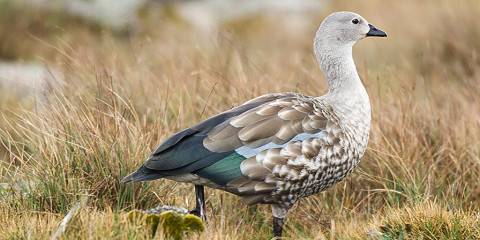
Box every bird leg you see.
[189,185,207,221]
[271,204,289,238]
[273,216,285,238]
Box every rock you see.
[171,0,328,33]
[12,0,148,31]
[0,61,63,106]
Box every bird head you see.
[315,11,387,47]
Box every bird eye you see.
[352,19,359,24]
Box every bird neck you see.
[314,41,367,100]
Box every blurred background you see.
[1,0,480,239]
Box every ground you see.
[1,0,480,239]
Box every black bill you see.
[366,24,387,37]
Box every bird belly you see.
[269,152,361,205]
[266,122,369,206]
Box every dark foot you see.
[188,208,199,216]
[273,216,284,238]
[190,185,207,221]
[271,204,289,238]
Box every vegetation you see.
[1,0,480,239]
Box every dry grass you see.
[1,0,480,239]
[337,201,480,240]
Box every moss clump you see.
[145,214,160,237]
[159,211,204,240]
[183,214,206,233]
[127,210,144,223]
[127,210,204,240]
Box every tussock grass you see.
[339,201,480,240]
[376,202,480,239]
[1,0,480,239]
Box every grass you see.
[1,0,480,239]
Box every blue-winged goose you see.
[122,11,387,238]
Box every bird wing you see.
[122,93,329,196]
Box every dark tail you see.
[121,165,165,183]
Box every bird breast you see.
[269,98,371,204]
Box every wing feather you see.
[124,92,330,201]
[123,93,300,183]
[205,96,327,153]
[238,117,284,142]
[278,108,306,120]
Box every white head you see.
[315,11,386,50]
[314,12,386,93]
